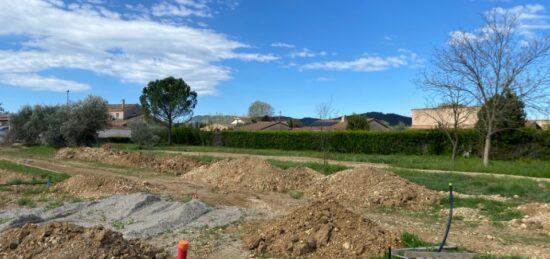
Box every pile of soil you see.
[242,199,392,258]
[0,170,35,185]
[182,157,322,192]
[509,203,550,232]
[306,166,439,209]
[0,222,166,259]
[56,174,158,199]
[55,146,204,175]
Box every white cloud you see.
[450,4,550,44]
[151,0,211,17]
[271,42,295,48]
[289,48,327,58]
[0,1,276,94]
[492,4,550,35]
[299,50,422,72]
[315,76,333,81]
[0,74,90,92]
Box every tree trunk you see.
[451,143,458,161]
[482,134,491,166]
[167,120,173,145]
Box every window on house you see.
[116,113,119,118]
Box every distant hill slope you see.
[190,112,411,127]
[360,112,411,126]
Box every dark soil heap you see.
[306,166,440,209]
[242,199,392,258]
[55,146,205,175]
[0,222,167,259]
[182,157,322,192]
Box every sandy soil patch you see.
[305,166,440,209]
[55,174,158,199]
[55,146,205,175]
[0,170,35,185]
[182,157,322,192]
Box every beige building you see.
[411,107,480,129]
[0,114,9,127]
[236,121,291,131]
[526,120,550,130]
[201,123,232,132]
[108,99,142,121]
[294,116,390,131]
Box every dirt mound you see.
[0,170,35,185]
[56,174,157,199]
[0,222,166,259]
[55,147,204,175]
[306,166,439,209]
[509,203,550,232]
[242,199,391,258]
[182,157,322,192]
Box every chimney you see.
[122,99,125,110]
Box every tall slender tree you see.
[140,77,197,145]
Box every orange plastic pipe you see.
[177,240,188,259]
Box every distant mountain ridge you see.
[190,112,411,127]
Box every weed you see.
[16,198,36,207]
[288,191,304,199]
[46,200,64,210]
[111,221,125,230]
[400,232,435,248]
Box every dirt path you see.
[150,150,550,183]
[0,156,305,216]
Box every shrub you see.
[131,123,161,147]
[10,96,109,147]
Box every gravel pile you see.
[0,193,243,240]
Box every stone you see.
[314,224,333,246]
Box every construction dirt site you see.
[0,145,549,258]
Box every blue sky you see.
[1,0,549,118]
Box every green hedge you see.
[169,127,550,159]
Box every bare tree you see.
[419,86,475,160]
[422,10,550,166]
[248,101,274,119]
[315,100,336,169]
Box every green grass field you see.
[0,159,69,184]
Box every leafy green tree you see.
[476,89,526,135]
[346,115,369,131]
[131,123,161,148]
[248,101,274,119]
[140,77,197,145]
[10,96,108,147]
[61,96,109,146]
[0,102,4,113]
[287,119,303,128]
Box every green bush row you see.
[169,127,550,159]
